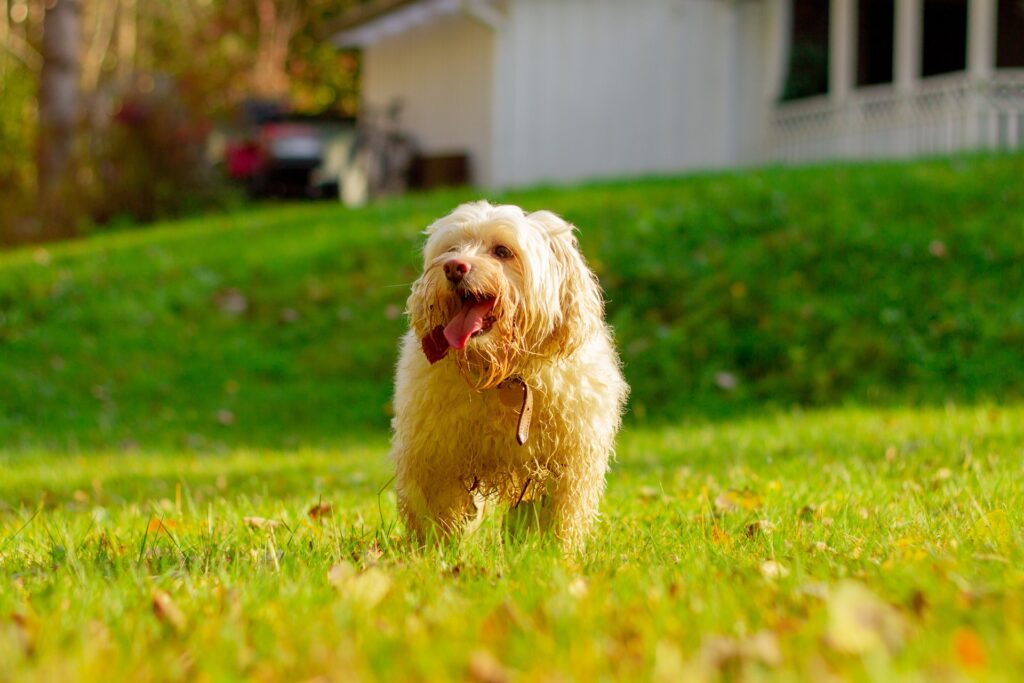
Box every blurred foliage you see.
[0,156,1022,450]
[0,0,361,245]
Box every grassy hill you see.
[2,155,1023,450]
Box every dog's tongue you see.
[443,297,496,350]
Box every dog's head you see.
[407,201,605,389]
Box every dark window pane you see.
[782,0,830,100]
[997,0,1024,68]
[922,0,967,77]
[857,0,896,85]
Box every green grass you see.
[2,155,1024,681]
[2,406,1022,680]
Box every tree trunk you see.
[36,0,81,238]
[251,0,295,100]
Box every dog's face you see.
[407,201,604,389]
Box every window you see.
[997,0,1024,68]
[921,0,968,77]
[782,0,830,100]
[857,0,896,86]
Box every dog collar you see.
[496,376,533,446]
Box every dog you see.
[390,201,628,550]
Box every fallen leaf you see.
[467,649,509,683]
[364,541,384,566]
[152,589,187,632]
[714,372,738,391]
[760,560,789,580]
[638,486,660,500]
[680,631,783,682]
[243,516,281,529]
[714,489,762,513]
[908,590,928,618]
[328,562,392,609]
[147,518,177,534]
[711,524,731,547]
[653,641,686,683]
[327,561,356,586]
[746,519,776,537]
[953,628,987,670]
[973,510,1010,546]
[308,502,333,521]
[825,581,906,655]
[568,577,588,598]
[215,288,248,315]
[10,612,36,655]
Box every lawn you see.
[2,155,1023,681]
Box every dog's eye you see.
[492,245,514,260]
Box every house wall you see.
[361,13,495,186]
[491,0,772,187]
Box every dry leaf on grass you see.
[10,612,37,655]
[327,562,392,609]
[825,581,906,655]
[746,519,776,537]
[973,510,1010,546]
[308,502,333,522]
[760,560,789,580]
[567,577,588,598]
[714,489,763,513]
[664,632,782,683]
[243,516,281,529]
[467,650,510,683]
[152,589,187,633]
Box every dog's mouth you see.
[420,289,498,365]
[445,291,497,349]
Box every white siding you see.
[362,13,496,185]
[492,0,770,187]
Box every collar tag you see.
[497,377,533,446]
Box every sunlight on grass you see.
[2,405,1021,681]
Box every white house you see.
[330,0,1024,188]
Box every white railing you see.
[767,69,1024,163]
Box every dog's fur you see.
[390,201,628,550]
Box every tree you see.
[35,0,81,238]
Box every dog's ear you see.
[529,211,605,358]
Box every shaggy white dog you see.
[390,201,628,550]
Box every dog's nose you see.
[443,259,471,283]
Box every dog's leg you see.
[395,457,473,545]
[545,454,608,552]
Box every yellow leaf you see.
[328,563,392,609]
[973,510,1010,546]
[714,489,763,513]
[825,581,906,655]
